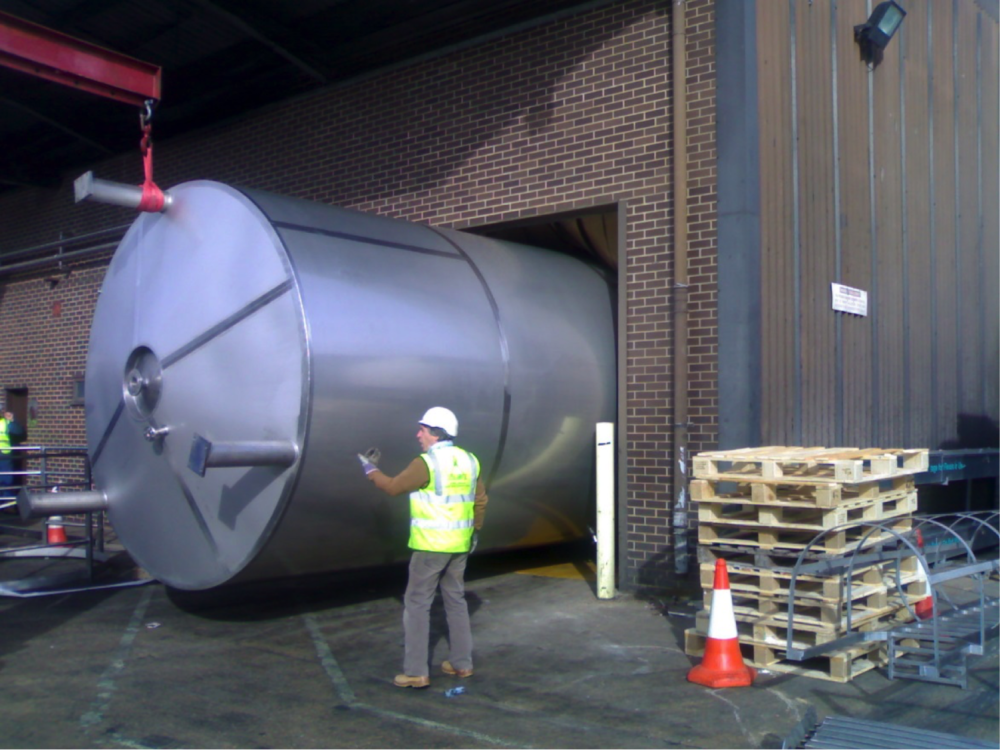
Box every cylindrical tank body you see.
[86,181,615,590]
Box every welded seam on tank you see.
[91,281,293,470]
[90,399,125,468]
[80,586,154,730]
[160,279,295,369]
[425,227,512,489]
[272,221,461,259]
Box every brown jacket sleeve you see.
[367,457,429,496]
[473,478,488,531]
[368,454,489,531]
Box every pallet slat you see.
[700,558,922,603]
[696,490,916,531]
[683,627,888,683]
[697,516,914,554]
[692,446,929,485]
[690,475,915,508]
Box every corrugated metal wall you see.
[754,0,999,450]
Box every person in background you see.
[0,408,25,502]
[358,406,488,689]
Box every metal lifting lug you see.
[144,426,170,442]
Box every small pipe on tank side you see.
[18,488,108,520]
[187,435,299,477]
[74,171,172,211]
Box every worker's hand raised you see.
[357,448,380,476]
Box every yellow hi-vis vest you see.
[409,442,479,553]
[0,420,11,455]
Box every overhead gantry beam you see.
[0,10,161,106]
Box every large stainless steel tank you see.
[84,181,615,590]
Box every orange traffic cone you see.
[46,515,68,545]
[913,529,934,620]
[688,559,757,688]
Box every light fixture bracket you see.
[854,0,907,66]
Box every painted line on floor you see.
[303,613,356,704]
[708,690,755,748]
[80,586,154,729]
[353,701,528,748]
[302,614,526,748]
[105,731,157,749]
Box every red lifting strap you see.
[136,121,165,213]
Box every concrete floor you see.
[0,537,997,749]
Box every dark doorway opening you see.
[464,206,619,271]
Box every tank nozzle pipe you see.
[17,489,109,520]
[188,435,299,477]
[74,171,172,212]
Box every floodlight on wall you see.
[854,1,906,66]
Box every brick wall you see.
[0,0,717,592]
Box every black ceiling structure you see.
[0,0,603,193]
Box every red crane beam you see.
[0,10,161,107]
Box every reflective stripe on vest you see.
[409,442,479,553]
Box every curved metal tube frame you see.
[784,511,999,662]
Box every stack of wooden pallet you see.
[683,446,930,682]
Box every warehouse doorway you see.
[466,206,619,271]
[3,387,28,499]
[4,388,28,438]
[465,202,627,585]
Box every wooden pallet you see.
[696,489,916,532]
[691,475,915,509]
[696,543,807,569]
[698,515,913,553]
[701,558,922,603]
[704,585,927,632]
[762,643,887,683]
[692,447,929,485]
[688,614,838,652]
[690,606,916,653]
[683,627,888,682]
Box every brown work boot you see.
[441,660,474,678]
[393,674,430,688]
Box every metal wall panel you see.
[896,4,933,445]
[757,0,796,446]
[747,0,999,451]
[982,13,1000,424]
[956,3,983,417]
[796,0,838,448]
[839,0,878,448]
[932,2,959,446]
[870,0,907,447]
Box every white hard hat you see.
[419,407,458,437]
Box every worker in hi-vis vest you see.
[0,407,25,501]
[358,406,488,689]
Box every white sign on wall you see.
[831,282,868,316]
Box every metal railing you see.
[0,444,108,587]
[782,512,1000,688]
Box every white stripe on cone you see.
[707,586,738,640]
